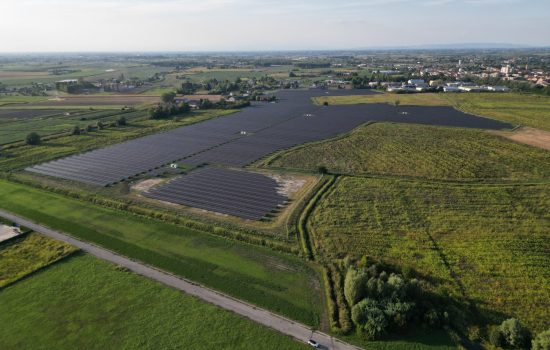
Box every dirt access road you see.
[0,209,361,350]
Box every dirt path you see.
[0,209,361,350]
[490,127,550,151]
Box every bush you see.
[25,132,41,145]
[72,125,81,135]
[116,116,127,126]
[344,269,369,305]
[352,299,388,339]
[532,329,550,350]
[499,318,529,348]
[489,327,505,348]
[96,121,104,130]
[317,165,328,174]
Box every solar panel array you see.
[27,89,513,186]
[144,167,287,220]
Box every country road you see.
[0,209,361,350]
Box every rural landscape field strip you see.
[310,177,550,332]
[145,167,288,220]
[0,232,77,287]
[266,122,550,180]
[28,89,513,186]
[0,179,322,325]
[0,254,312,350]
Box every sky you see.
[0,0,549,52]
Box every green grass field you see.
[0,109,234,170]
[309,177,550,332]
[314,92,550,131]
[0,109,147,145]
[264,122,550,180]
[0,179,323,325]
[0,254,309,350]
[0,232,77,287]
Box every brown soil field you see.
[29,95,160,107]
[180,94,223,102]
[490,127,550,151]
[0,71,50,78]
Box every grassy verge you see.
[264,122,550,181]
[0,254,309,350]
[0,109,235,171]
[0,179,322,326]
[309,176,550,333]
[314,92,550,131]
[0,232,77,287]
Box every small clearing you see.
[491,127,550,151]
[132,178,166,192]
[269,173,307,197]
[0,224,21,243]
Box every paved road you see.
[0,209,361,350]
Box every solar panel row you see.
[144,167,287,220]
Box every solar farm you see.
[25,89,513,219]
[144,167,288,220]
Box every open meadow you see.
[0,179,324,326]
[0,254,309,350]
[309,177,550,332]
[263,122,550,180]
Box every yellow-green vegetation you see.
[264,123,550,180]
[314,93,550,131]
[310,177,550,332]
[0,254,309,350]
[0,109,234,171]
[0,179,323,325]
[0,232,77,287]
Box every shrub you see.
[25,132,41,145]
[116,116,127,126]
[317,165,328,174]
[499,318,529,348]
[72,125,81,135]
[97,121,105,130]
[352,298,388,339]
[344,268,369,305]
[489,327,505,348]
[86,124,94,132]
[532,329,550,350]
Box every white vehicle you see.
[307,339,320,348]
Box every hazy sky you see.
[0,0,549,52]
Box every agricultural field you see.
[0,232,77,287]
[0,179,324,326]
[0,109,234,170]
[314,92,550,131]
[180,66,292,82]
[309,177,550,332]
[263,122,550,180]
[25,94,160,108]
[0,254,309,350]
[0,109,146,145]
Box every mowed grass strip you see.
[0,179,322,325]
[310,177,550,332]
[0,232,77,287]
[314,92,550,131]
[266,122,550,180]
[0,109,235,170]
[0,254,309,350]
